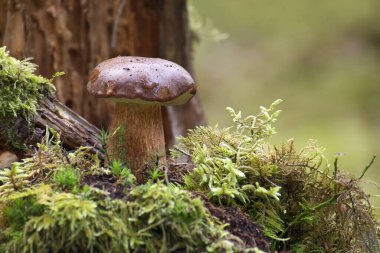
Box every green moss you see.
[3,197,44,232]
[109,160,136,186]
[1,185,130,253]
[53,166,80,192]
[0,96,378,252]
[0,47,63,151]
[0,47,55,119]
[0,131,244,253]
[0,183,241,253]
[173,100,380,252]
[122,181,239,252]
[0,130,103,198]
[173,100,286,240]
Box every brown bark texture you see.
[0,94,103,159]
[107,103,165,183]
[1,0,206,151]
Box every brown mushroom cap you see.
[87,56,196,105]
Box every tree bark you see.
[0,0,6,42]
[1,0,206,153]
[0,94,103,159]
[1,0,114,128]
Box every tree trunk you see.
[1,0,113,128]
[1,0,206,152]
[0,0,6,42]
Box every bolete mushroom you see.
[87,56,195,183]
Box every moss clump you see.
[0,47,62,151]
[172,100,379,252]
[1,185,131,252]
[0,131,246,253]
[0,47,56,119]
[0,129,103,198]
[121,182,239,252]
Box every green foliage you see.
[109,160,135,186]
[3,197,44,232]
[0,129,102,198]
[100,128,110,162]
[0,47,62,151]
[174,99,286,240]
[121,181,239,252]
[173,100,379,252]
[0,197,44,251]
[149,167,164,182]
[1,185,130,253]
[53,166,80,192]
[0,182,241,253]
[0,130,244,252]
[0,47,55,119]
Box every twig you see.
[358,155,376,180]
[173,147,191,157]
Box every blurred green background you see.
[192,0,380,207]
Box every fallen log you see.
[0,93,104,159]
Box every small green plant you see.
[100,126,127,166]
[109,159,124,176]
[109,160,135,186]
[149,167,164,182]
[100,128,110,163]
[53,166,80,192]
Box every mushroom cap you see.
[87,56,196,105]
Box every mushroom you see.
[87,56,196,183]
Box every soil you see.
[81,173,126,199]
[192,192,272,252]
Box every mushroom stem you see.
[107,103,166,183]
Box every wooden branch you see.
[0,94,104,159]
